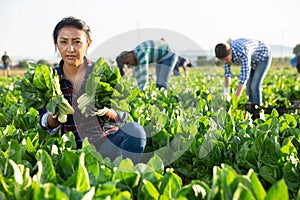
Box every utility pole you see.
[280,28,284,57]
[136,19,140,44]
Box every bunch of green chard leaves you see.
[78,57,137,117]
[15,62,74,123]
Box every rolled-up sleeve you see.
[223,64,232,77]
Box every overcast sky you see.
[0,0,299,62]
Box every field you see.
[0,64,300,199]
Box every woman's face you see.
[57,26,91,67]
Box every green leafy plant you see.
[77,57,137,117]
[14,62,74,123]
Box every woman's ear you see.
[85,40,92,56]
[87,39,92,49]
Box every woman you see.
[39,16,146,164]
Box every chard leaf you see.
[46,98,57,115]
[159,168,182,199]
[33,183,69,200]
[265,179,289,200]
[139,179,160,200]
[259,166,277,184]
[248,169,266,200]
[9,160,23,184]
[33,65,51,91]
[175,180,210,199]
[113,159,140,189]
[34,149,57,184]
[76,153,90,192]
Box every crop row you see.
[0,68,299,199]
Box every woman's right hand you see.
[47,113,60,128]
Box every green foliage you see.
[14,62,74,123]
[0,67,300,199]
[78,57,135,117]
[37,59,51,66]
[16,60,30,68]
[271,57,291,68]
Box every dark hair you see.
[215,43,230,59]
[53,16,92,49]
[119,51,131,60]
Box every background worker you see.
[118,39,178,91]
[290,53,300,73]
[215,38,272,119]
[173,55,192,76]
[1,51,11,76]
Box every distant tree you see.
[196,56,215,66]
[17,60,29,68]
[226,38,233,43]
[271,57,290,67]
[293,44,300,55]
[37,59,51,66]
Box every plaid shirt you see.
[223,38,270,84]
[39,58,127,147]
[132,40,176,90]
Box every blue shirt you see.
[223,38,270,84]
[290,53,300,68]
